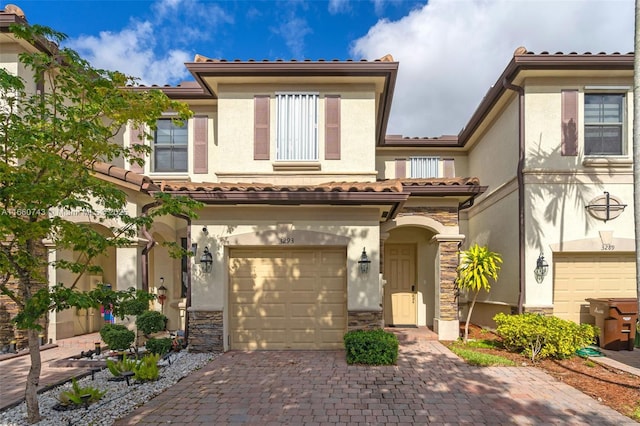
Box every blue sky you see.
[6,0,634,136]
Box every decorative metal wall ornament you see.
[585,192,627,223]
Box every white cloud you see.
[328,0,350,14]
[352,0,634,137]
[272,16,313,59]
[67,21,191,85]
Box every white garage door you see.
[553,253,636,324]
[229,248,347,350]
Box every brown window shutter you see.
[193,116,208,174]
[129,124,144,173]
[561,90,578,156]
[325,95,341,160]
[395,158,406,178]
[443,158,455,178]
[254,95,270,160]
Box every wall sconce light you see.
[358,248,371,274]
[191,242,197,255]
[157,277,167,313]
[200,246,213,273]
[534,252,549,284]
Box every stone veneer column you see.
[187,309,223,352]
[347,310,383,330]
[433,234,464,341]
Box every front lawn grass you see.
[448,343,516,367]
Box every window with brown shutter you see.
[254,95,270,160]
[128,124,144,173]
[395,158,406,178]
[325,95,341,160]
[561,90,578,156]
[193,116,208,174]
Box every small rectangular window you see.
[276,93,318,161]
[153,119,188,172]
[410,157,439,178]
[584,94,624,156]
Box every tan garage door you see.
[553,253,636,324]
[229,248,347,350]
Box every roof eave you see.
[458,53,634,146]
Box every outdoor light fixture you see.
[200,246,213,273]
[534,252,549,284]
[202,226,208,234]
[157,278,167,313]
[358,248,371,274]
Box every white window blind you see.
[276,93,318,161]
[410,157,439,178]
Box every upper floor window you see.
[410,156,439,178]
[584,94,624,156]
[276,93,318,161]
[154,119,187,172]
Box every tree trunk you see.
[25,328,41,424]
[463,290,479,343]
[634,0,640,334]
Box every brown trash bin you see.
[586,298,638,351]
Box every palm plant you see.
[456,243,503,342]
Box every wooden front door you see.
[384,244,417,326]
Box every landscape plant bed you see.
[445,324,640,421]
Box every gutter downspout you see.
[503,78,526,314]
[141,201,162,293]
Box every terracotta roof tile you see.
[159,180,404,193]
[90,161,159,192]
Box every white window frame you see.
[276,92,319,161]
[583,93,626,157]
[410,156,440,178]
[152,118,188,173]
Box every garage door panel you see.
[553,253,636,323]
[229,248,346,350]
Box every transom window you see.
[154,119,187,172]
[584,94,624,156]
[276,93,318,161]
[410,156,439,178]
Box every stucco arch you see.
[382,214,448,235]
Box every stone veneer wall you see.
[400,206,458,227]
[348,310,383,330]
[0,240,48,350]
[524,307,554,316]
[438,241,459,321]
[188,310,223,352]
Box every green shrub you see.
[136,310,167,336]
[57,378,106,407]
[99,324,135,351]
[145,337,172,355]
[494,313,597,361]
[343,328,398,365]
[106,353,138,377]
[119,298,149,316]
[133,353,160,382]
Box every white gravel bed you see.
[1,351,220,426]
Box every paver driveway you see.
[115,336,634,425]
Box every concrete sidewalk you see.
[0,333,104,411]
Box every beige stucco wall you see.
[523,76,635,308]
[190,206,381,313]
[214,83,377,184]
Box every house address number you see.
[280,237,295,244]
[601,244,615,251]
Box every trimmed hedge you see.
[99,324,135,351]
[145,337,173,355]
[136,311,167,336]
[344,328,398,365]
[494,313,597,361]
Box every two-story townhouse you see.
[379,47,636,329]
[2,4,635,352]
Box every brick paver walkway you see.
[115,335,634,425]
[0,333,103,411]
